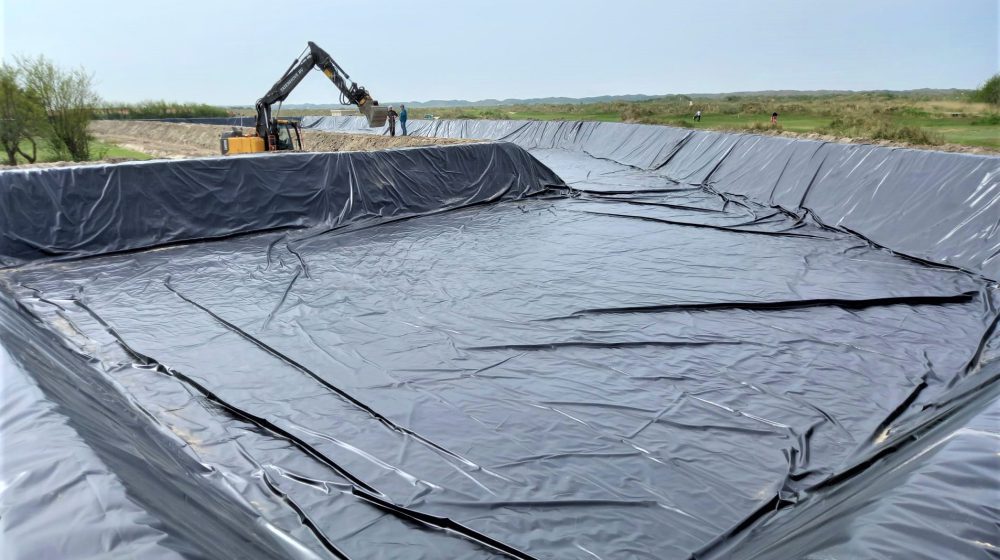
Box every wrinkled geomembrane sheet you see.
[0,338,187,560]
[299,116,1000,280]
[0,142,561,265]
[2,122,1000,560]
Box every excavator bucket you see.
[360,102,389,128]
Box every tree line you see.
[96,101,228,120]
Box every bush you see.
[970,73,1000,105]
[18,55,101,161]
[619,104,656,122]
[744,121,783,132]
[819,115,943,145]
[452,108,510,120]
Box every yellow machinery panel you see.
[221,135,264,155]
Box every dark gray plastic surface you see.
[301,116,1000,279]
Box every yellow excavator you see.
[221,41,387,155]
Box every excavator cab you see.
[272,119,302,151]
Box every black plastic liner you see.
[2,121,999,560]
[0,323,187,560]
[0,142,562,265]
[302,117,1000,280]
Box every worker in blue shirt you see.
[400,104,408,136]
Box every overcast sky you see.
[2,0,997,106]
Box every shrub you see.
[970,73,1000,105]
[619,104,656,122]
[744,121,783,132]
[18,55,101,161]
[819,115,943,145]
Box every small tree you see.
[18,55,101,161]
[0,65,47,165]
[970,73,1000,106]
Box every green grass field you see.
[662,114,996,148]
[91,140,153,160]
[10,138,152,165]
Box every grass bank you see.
[412,96,999,149]
[8,139,152,165]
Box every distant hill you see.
[230,88,968,110]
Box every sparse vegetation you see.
[971,114,1000,126]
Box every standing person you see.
[387,106,398,137]
[400,104,408,136]
[694,110,702,122]
[771,112,779,125]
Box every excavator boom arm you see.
[255,41,386,142]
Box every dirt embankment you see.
[89,120,473,159]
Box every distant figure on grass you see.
[400,104,409,136]
[387,106,399,136]
[694,110,702,122]
[771,112,779,125]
